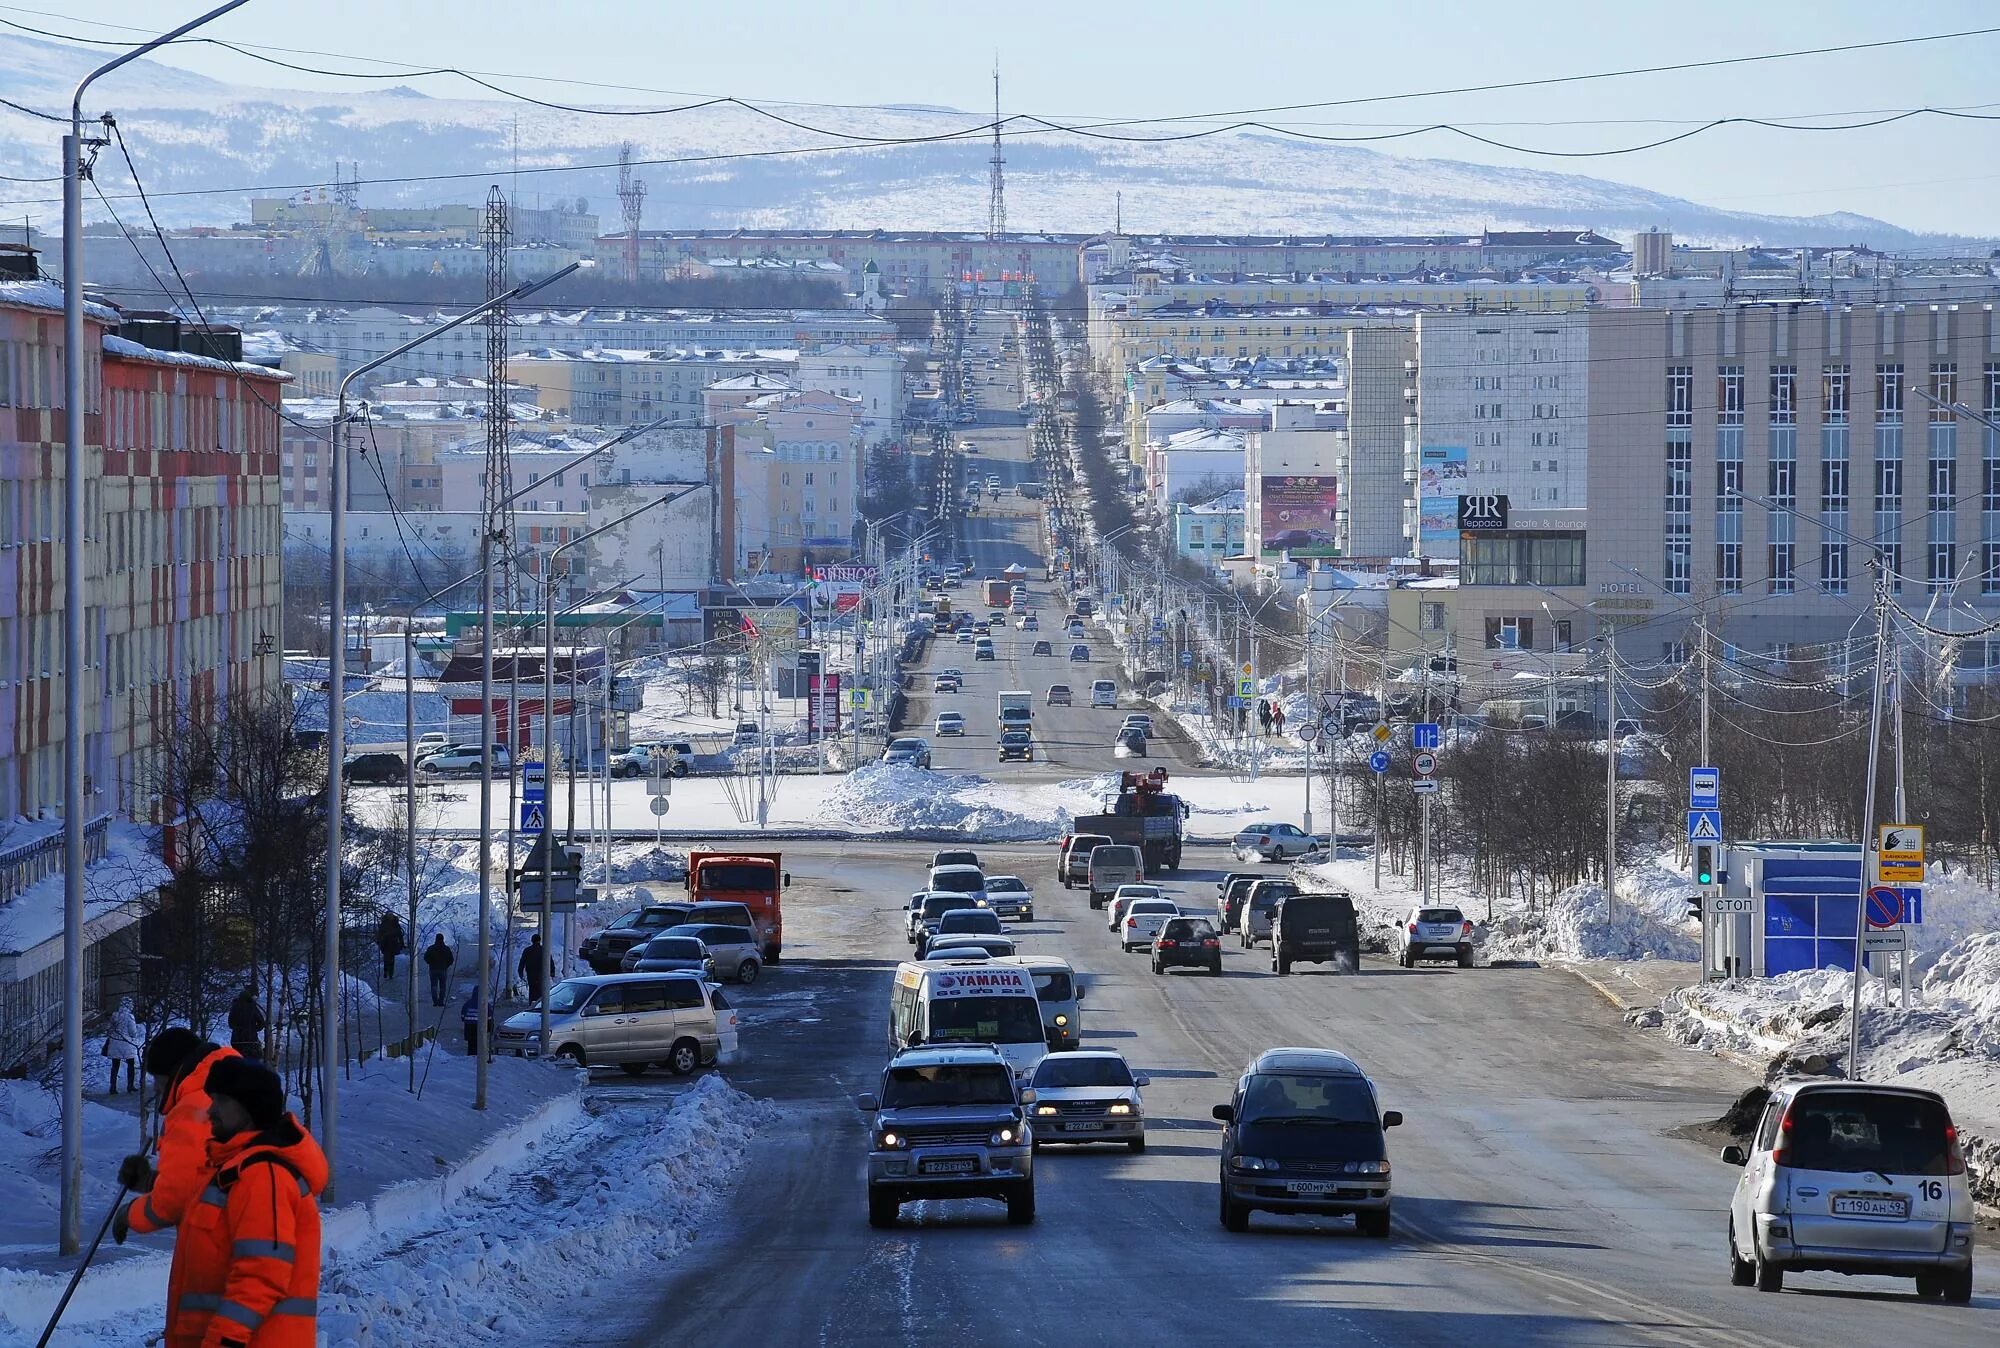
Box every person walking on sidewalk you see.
[423,934,455,1008]
[102,999,142,1095]
[1270,705,1286,738]
[519,934,549,1004]
[227,986,267,1062]
[170,1057,326,1348]
[375,912,406,983]
[112,1028,241,1334]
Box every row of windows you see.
[1669,363,2000,425]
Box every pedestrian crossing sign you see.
[1686,809,1721,844]
[521,802,546,832]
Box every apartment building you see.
[794,343,903,442]
[0,275,284,1064]
[506,347,797,424]
[278,394,555,512]
[715,390,863,576]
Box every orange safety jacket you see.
[127,1045,241,1341]
[166,1115,327,1348]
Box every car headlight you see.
[1052,1014,1068,1028]
[1229,1155,1278,1173]
[876,1131,906,1150]
[1034,1103,1058,1116]
[1107,1102,1133,1116]
[990,1127,1016,1145]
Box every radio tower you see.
[986,64,1005,243]
[482,184,515,623]
[617,143,648,284]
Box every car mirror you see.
[1134,1074,1150,1088]
[1019,1088,1038,1105]
[783,872,792,887]
[905,1031,924,1048]
[1074,985,1087,1000]
[856,1092,880,1112]
[1720,1144,1747,1166]
[1210,1103,1235,1123]
[1381,1110,1403,1129]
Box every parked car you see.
[582,904,695,973]
[609,741,694,778]
[1213,1048,1399,1235]
[998,729,1034,761]
[418,744,510,777]
[981,875,1035,921]
[662,923,762,984]
[1153,915,1223,976]
[623,935,716,981]
[881,738,933,769]
[730,721,762,748]
[1394,905,1475,968]
[1027,1050,1148,1151]
[1046,684,1073,707]
[1118,898,1180,952]
[342,751,406,784]
[1032,640,1054,657]
[1723,1080,1974,1300]
[934,712,966,737]
[1233,821,1321,862]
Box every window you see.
[1769,365,1796,424]
[1554,619,1573,652]
[1483,616,1534,650]
[1663,641,1689,665]
[1420,601,1446,632]
[1666,366,1693,427]
[1718,365,1745,425]
[1462,532,1584,587]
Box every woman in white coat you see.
[102,1000,142,1094]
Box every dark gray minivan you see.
[1213,1047,1400,1235]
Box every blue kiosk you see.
[1707,841,1921,980]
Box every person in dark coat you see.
[423,934,455,1008]
[226,986,267,1061]
[460,990,493,1056]
[376,912,406,982]
[518,934,548,1003]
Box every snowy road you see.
[583,839,1997,1345]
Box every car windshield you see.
[881,1063,1016,1109]
[1251,885,1299,911]
[1033,1056,1134,1089]
[1240,1073,1379,1125]
[643,938,704,958]
[1786,1091,1954,1175]
[926,995,1046,1046]
[700,864,776,891]
[633,909,683,929]
[923,894,980,919]
[672,925,743,945]
[986,877,1026,893]
[938,910,1001,933]
[1418,908,1464,924]
[930,870,984,894]
[1029,971,1073,1001]
[543,981,591,1014]
[889,739,926,753]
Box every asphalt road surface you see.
[593,840,1996,1346]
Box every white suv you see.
[1393,906,1473,968]
[1723,1080,1973,1301]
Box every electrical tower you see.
[986,65,1005,243]
[482,184,516,647]
[617,143,648,284]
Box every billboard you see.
[1418,446,1467,558]
[807,672,842,734]
[1258,474,1340,557]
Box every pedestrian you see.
[460,990,485,1056]
[227,985,266,1062]
[375,911,406,983]
[519,934,548,1003]
[1271,705,1286,737]
[423,933,455,1008]
[1256,699,1272,734]
[102,998,142,1095]
[111,1027,240,1326]
[171,1057,325,1348]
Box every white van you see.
[1091,680,1118,708]
[493,972,737,1076]
[999,955,1084,1051]
[889,959,1048,1078]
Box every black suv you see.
[1213,1047,1401,1235]
[1272,893,1361,976]
[1152,915,1222,976]
[582,904,694,973]
[342,751,406,784]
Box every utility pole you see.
[1603,625,1618,920]
[1891,642,1907,822]
[1697,614,1712,766]
[1850,565,1892,1080]
[475,184,513,1111]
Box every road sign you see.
[1863,927,1911,954]
[1412,778,1440,795]
[1686,809,1722,844]
[650,796,671,817]
[1878,823,1925,883]
[1413,722,1441,751]
[1368,749,1390,774]
[1235,677,1256,698]
[1711,896,1755,915]
[520,801,546,832]
[1371,721,1392,743]
[1689,766,1720,810]
[1298,722,1319,743]
[1181,651,1193,666]
[1864,885,1904,929]
[521,760,546,804]
[850,688,867,707]
[1241,662,1254,677]
[1413,750,1437,777]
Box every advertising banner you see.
[807,671,842,734]
[1418,446,1467,558]
[1259,474,1340,556]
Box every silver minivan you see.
[1723,1080,1974,1301]
[1240,879,1301,947]
[493,972,733,1077]
[1086,844,1144,909]
[1000,956,1084,1051]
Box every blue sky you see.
[47,0,2000,235]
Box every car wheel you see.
[620,1062,649,1078]
[1275,957,1290,976]
[1356,1208,1391,1239]
[736,959,760,985]
[1210,962,1223,976]
[1727,1219,1755,1287]
[556,1044,586,1069]
[1943,1265,1973,1304]
[1128,1136,1146,1153]
[672,762,690,778]
[666,1038,701,1077]
[1220,1185,1250,1232]
[1753,1242,1784,1293]
[868,1191,901,1228]
[1398,948,1412,969]
[1151,959,1162,975]
[1458,949,1474,969]
[1006,1181,1036,1225]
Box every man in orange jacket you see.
[166,1058,326,1348]
[111,1027,240,1344]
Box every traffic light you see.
[1693,843,1715,887]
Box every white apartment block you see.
[793,344,903,441]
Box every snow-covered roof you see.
[509,346,798,365]
[103,333,291,380]
[0,822,168,964]
[0,278,119,323]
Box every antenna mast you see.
[617,143,648,284]
[986,64,1006,243]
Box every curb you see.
[1562,962,1653,1014]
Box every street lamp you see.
[58,0,252,1254]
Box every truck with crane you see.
[1066,769,1188,873]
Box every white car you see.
[1118,899,1180,952]
[1233,821,1321,862]
[1394,906,1474,968]
[1090,680,1118,708]
[1106,884,1164,932]
[981,875,1035,921]
[956,630,974,645]
[1119,714,1154,739]
[1028,1050,1149,1151]
[934,712,966,736]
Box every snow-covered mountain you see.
[0,33,1982,250]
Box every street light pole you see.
[58,0,251,1253]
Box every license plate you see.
[1060,1121,1105,1132]
[921,1158,977,1175]
[1832,1194,1909,1219]
[1286,1180,1338,1195]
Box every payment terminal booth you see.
[1707,841,1921,982]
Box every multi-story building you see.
[279,393,555,512]
[1171,491,1246,566]
[506,347,797,425]
[794,344,903,442]
[0,270,284,1064]
[1146,428,1248,512]
[710,389,863,576]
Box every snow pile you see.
[814,763,1060,840]
[582,843,689,887]
[1482,881,1700,964]
[318,1076,774,1345]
